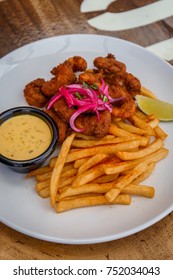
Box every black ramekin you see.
[0,106,58,173]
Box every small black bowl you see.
[0,106,58,173]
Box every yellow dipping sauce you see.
[0,114,52,160]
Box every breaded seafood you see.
[45,109,69,144]
[23,78,48,108]
[23,54,142,141]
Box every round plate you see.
[0,34,173,244]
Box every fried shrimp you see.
[94,53,126,76]
[45,109,69,144]
[52,97,76,123]
[75,110,111,138]
[51,56,87,75]
[42,63,77,97]
[78,70,103,86]
[125,73,141,97]
[67,56,87,72]
[52,96,111,138]
[109,85,136,118]
[112,93,136,118]
[23,78,48,108]
[23,54,142,139]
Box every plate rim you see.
[0,34,173,244]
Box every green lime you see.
[135,95,173,121]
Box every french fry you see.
[132,162,155,184]
[141,86,158,99]
[58,176,76,189]
[61,163,75,173]
[135,108,148,120]
[56,194,131,213]
[92,173,119,184]
[148,118,160,129]
[72,164,105,187]
[74,158,89,169]
[78,153,107,175]
[108,123,149,146]
[50,133,75,208]
[26,165,52,178]
[109,123,137,137]
[155,126,168,140]
[38,187,50,198]
[36,180,50,192]
[105,162,148,202]
[122,183,155,198]
[116,138,163,161]
[60,168,77,179]
[58,183,101,200]
[36,171,52,182]
[103,161,138,175]
[103,147,168,175]
[49,156,58,168]
[71,137,126,148]
[58,182,155,201]
[130,115,155,136]
[116,120,146,135]
[66,140,141,162]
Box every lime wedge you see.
[135,95,173,121]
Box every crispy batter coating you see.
[66,56,87,72]
[109,85,136,118]
[51,56,87,75]
[45,109,68,144]
[78,70,103,86]
[94,53,126,76]
[23,78,48,108]
[52,96,111,138]
[42,63,77,97]
[52,97,76,123]
[75,110,111,138]
[125,73,141,97]
[23,54,141,139]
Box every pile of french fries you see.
[26,99,168,213]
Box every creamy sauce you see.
[0,114,52,160]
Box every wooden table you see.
[0,0,173,260]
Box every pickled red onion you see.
[47,80,122,132]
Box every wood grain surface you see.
[0,0,173,260]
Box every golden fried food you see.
[23,54,142,137]
[23,78,48,108]
[94,53,126,77]
[75,110,111,138]
[51,56,87,75]
[112,93,136,118]
[125,73,141,97]
[42,62,77,97]
[52,96,76,123]
[45,109,69,144]
[78,70,103,86]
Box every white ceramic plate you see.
[0,35,173,244]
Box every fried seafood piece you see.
[78,70,103,86]
[112,93,136,118]
[41,63,77,97]
[75,110,111,138]
[66,56,87,72]
[94,53,126,76]
[51,56,87,75]
[109,85,136,118]
[45,109,69,144]
[94,54,141,100]
[23,78,48,108]
[125,73,141,97]
[52,96,76,123]
[52,96,111,138]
